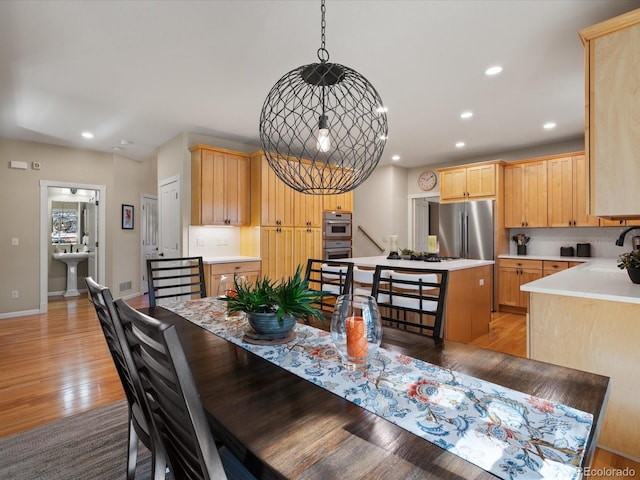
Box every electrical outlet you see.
[11,290,19,299]
[197,237,205,246]
[479,278,485,286]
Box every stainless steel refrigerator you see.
[434,200,494,260]
[429,199,496,308]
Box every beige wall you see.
[353,165,408,257]
[0,138,156,316]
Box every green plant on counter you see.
[617,250,640,269]
[400,248,414,255]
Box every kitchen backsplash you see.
[508,226,637,258]
[188,226,241,257]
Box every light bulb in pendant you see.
[316,114,331,152]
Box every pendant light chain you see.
[317,0,329,63]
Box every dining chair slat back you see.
[84,277,164,480]
[371,266,449,341]
[146,257,207,307]
[304,259,354,316]
[114,299,228,480]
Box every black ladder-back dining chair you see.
[304,259,354,316]
[371,266,449,342]
[85,277,166,480]
[147,256,207,307]
[115,299,245,480]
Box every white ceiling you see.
[1,0,639,168]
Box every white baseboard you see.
[0,308,41,320]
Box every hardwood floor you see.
[1,296,637,478]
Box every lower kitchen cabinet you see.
[292,227,322,273]
[444,265,492,343]
[498,259,543,312]
[204,260,261,297]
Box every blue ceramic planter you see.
[248,312,296,336]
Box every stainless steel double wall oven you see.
[322,212,352,260]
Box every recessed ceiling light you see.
[120,139,133,145]
[391,155,400,161]
[455,142,466,148]
[112,146,125,151]
[81,131,94,139]
[376,106,388,113]
[543,122,556,130]
[485,66,503,76]
[460,111,473,119]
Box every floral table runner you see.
[163,298,592,480]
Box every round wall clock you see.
[418,170,437,191]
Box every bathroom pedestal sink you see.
[53,252,90,297]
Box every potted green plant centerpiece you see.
[617,250,640,284]
[225,266,326,341]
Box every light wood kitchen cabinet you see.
[439,162,498,202]
[294,190,323,227]
[547,155,599,227]
[259,226,294,282]
[203,260,261,297]
[322,191,353,212]
[599,218,640,227]
[445,265,492,343]
[504,161,547,228]
[250,151,294,227]
[542,260,569,277]
[498,259,542,312]
[292,227,322,272]
[190,145,250,226]
[580,11,640,220]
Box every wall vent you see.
[119,281,132,292]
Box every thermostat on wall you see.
[10,160,28,170]
[32,161,41,170]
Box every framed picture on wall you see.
[122,204,134,230]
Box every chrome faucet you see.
[615,226,640,246]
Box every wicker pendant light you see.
[259,0,388,194]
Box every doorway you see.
[408,193,439,252]
[159,176,180,259]
[39,180,106,313]
[140,194,158,293]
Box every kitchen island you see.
[521,258,640,460]
[345,256,494,343]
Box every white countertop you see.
[344,256,494,271]
[202,256,261,264]
[521,257,640,305]
[499,254,590,262]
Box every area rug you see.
[0,401,152,480]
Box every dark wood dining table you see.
[141,305,610,480]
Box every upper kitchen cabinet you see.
[250,151,294,227]
[580,10,640,219]
[190,145,250,226]
[547,154,599,227]
[323,191,353,212]
[504,160,548,228]
[438,161,501,202]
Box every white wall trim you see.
[40,180,106,313]
[0,309,41,320]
